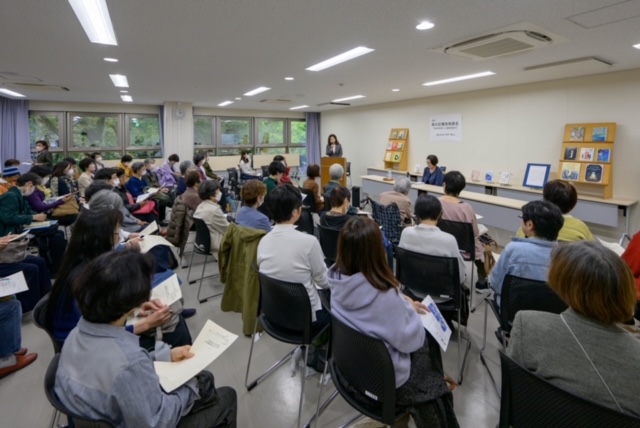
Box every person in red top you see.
[273,155,292,185]
[620,233,640,319]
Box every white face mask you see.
[96,157,103,163]
[66,169,75,177]
[215,190,222,201]
[23,185,34,197]
[113,178,121,187]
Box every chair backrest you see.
[499,352,640,428]
[317,224,340,263]
[294,207,315,235]
[32,293,62,353]
[45,354,115,428]
[226,168,239,195]
[395,247,461,308]
[437,219,475,260]
[257,272,313,342]
[500,274,568,332]
[330,314,399,425]
[298,187,317,213]
[346,161,351,175]
[370,200,403,245]
[261,165,269,177]
[192,217,212,254]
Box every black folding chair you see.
[44,354,115,428]
[370,200,402,245]
[295,207,315,235]
[395,247,471,384]
[317,224,340,266]
[261,165,269,178]
[313,314,410,428]
[299,187,318,213]
[245,272,329,427]
[499,352,640,428]
[186,218,222,303]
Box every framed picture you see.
[523,163,551,189]
[397,130,406,139]
[390,129,398,139]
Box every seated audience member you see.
[621,233,640,319]
[46,209,191,349]
[380,177,414,224]
[439,171,486,287]
[54,250,237,428]
[93,167,117,183]
[273,155,292,185]
[89,152,105,170]
[113,168,157,224]
[142,158,161,187]
[88,187,146,232]
[201,152,220,181]
[323,163,344,204]
[302,164,324,212]
[421,154,444,186]
[399,195,466,283]
[263,161,286,196]
[182,170,202,212]
[77,157,96,198]
[34,140,53,168]
[0,234,51,313]
[0,166,20,196]
[235,180,271,233]
[320,186,354,230]
[62,157,80,180]
[49,161,78,197]
[238,150,261,181]
[508,241,640,416]
[193,153,208,182]
[193,180,229,256]
[490,200,563,311]
[0,286,38,377]
[177,160,195,196]
[157,154,181,189]
[25,166,76,226]
[257,184,329,330]
[516,179,593,242]
[117,154,134,185]
[126,162,165,222]
[4,159,20,168]
[328,216,458,427]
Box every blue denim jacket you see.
[489,237,557,307]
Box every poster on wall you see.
[429,114,462,142]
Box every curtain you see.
[305,112,321,168]
[0,96,30,166]
[158,105,164,157]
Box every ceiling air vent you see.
[259,99,291,104]
[4,82,70,92]
[444,31,552,61]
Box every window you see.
[255,147,286,155]
[69,113,120,150]
[290,120,307,146]
[126,114,161,149]
[194,116,214,148]
[220,118,251,147]
[257,119,284,145]
[29,112,64,150]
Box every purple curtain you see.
[0,96,30,166]
[305,112,321,169]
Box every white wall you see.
[322,69,640,237]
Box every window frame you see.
[193,115,216,149]
[124,113,163,150]
[28,111,66,153]
[217,116,253,154]
[66,112,123,153]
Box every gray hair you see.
[144,158,156,166]
[329,163,344,180]
[179,160,194,176]
[394,178,411,195]
[89,189,124,211]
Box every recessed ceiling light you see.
[121,95,133,102]
[119,90,128,93]
[416,21,435,30]
[634,43,640,49]
[332,95,365,102]
[289,105,309,110]
[285,77,294,81]
[103,57,118,62]
[243,87,270,96]
[423,71,495,86]
[306,47,375,71]
[0,88,26,98]
[109,74,129,88]
[218,101,234,107]
[235,97,242,100]
[392,89,400,92]
[68,0,118,46]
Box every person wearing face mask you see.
[238,151,261,181]
[25,166,77,226]
[143,158,175,208]
[62,157,80,181]
[193,180,229,257]
[49,161,79,197]
[235,180,271,232]
[181,171,202,212]
[90,152,105,170]
[33,140,53,168]
[0,167,21,196]
[117,154,134,185]
[126,162,163,224]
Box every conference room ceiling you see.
[1,0,640,111]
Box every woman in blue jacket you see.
[422,154,444,186]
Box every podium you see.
[321,157,347,189]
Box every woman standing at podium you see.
[326,134,343,158]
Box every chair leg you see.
[186,249,196,282]
[298,345,310,428]
[244,319,259,388]
[478,300,501,396]
[245,339,298,391]
[468,261,476,309]
[48,408,58,428]
[457,309,473,385]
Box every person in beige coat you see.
[193,180,229,256]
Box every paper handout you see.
[136,193,152,203]
[419,296,452,351]
[8,230,30,242]
[140,221,158,236]
[126,274,182,327]
[154,320,238,392]
[597,238,625,257]
[0,271,29,298]
[138,235,174,253]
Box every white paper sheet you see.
[523,165,548,188]
[140,221,158,236]
[154,320,238,392]
[597,238,625,257]
[8,231,30,242]
[136,193,152,203]
[138,235,174,253]
[419,296,452,351]
[126,274,182,327]
[0,271,29,298]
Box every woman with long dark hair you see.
[326,134,343,158]
[49,161,78,197]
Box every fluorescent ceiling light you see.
[423,71,495,86]
[119,90,128,93]
[332,95,365,102]
[120,95,132,102]
[0,88,26,98]
[103,57,118,62]
[285,77,294,81]
[306,47,375,71]
[109,74,129,88]
[289,105,309,110]
[416,21,435,30]
[634,43,640,49]
[235,97,242,100]
[68,0,118,46]
[218,101,234,107]
[392,89,400,92]
[243,87,270,96]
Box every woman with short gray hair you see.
[380,177,414,223]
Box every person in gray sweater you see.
[507,241,640,416]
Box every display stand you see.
[558,122,616,199]
[384,128,409,172]
[321,157,347,190]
